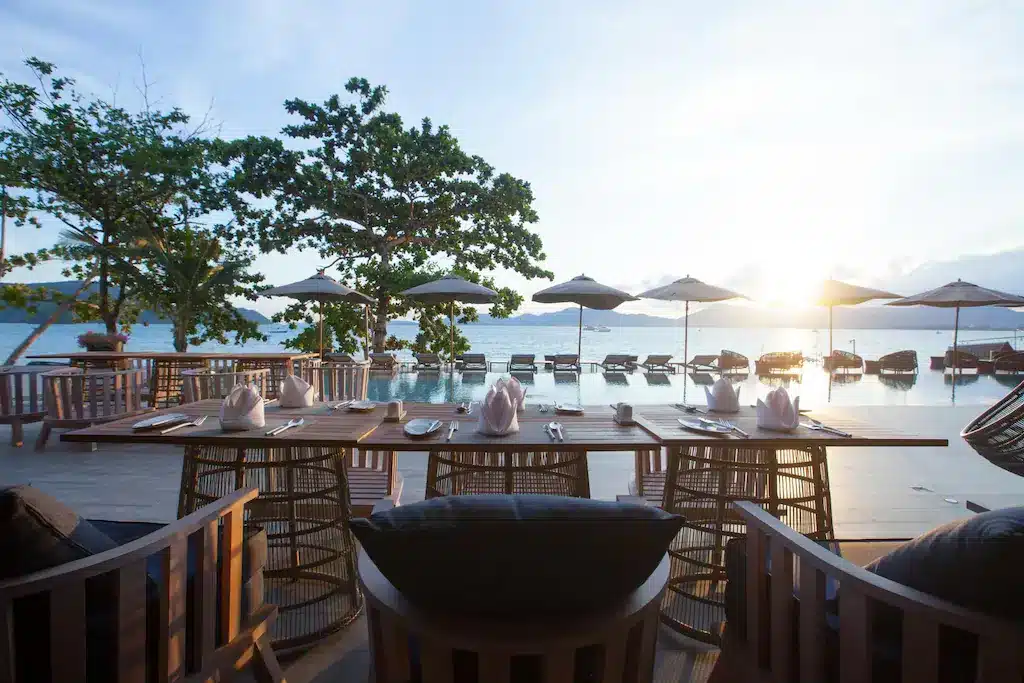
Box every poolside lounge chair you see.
[598,354,636,371]
[823,349,863,372]
[686,354,719,372]
[551,354,581,372]
[324,352,359,363]
[509,353,537,371]
[414,352,442,370]
[754,350,804,374]
[865,349,917,374]
[992,350,1024,374]
[370,352,399,372]
[639,354,674,372]
[459,353,488,371]
[962,379,1024,477]
[717,349,749,372]
[944,349,978,371]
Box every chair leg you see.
[251,634,286,683]
[34,422,51,452]
[10,419,23,448]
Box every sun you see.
[752,272,818,309]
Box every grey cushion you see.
[0,485,117,579]
[865,505,1024,620]
[350,494,683,616]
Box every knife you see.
[446,420,457,441]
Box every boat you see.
[584,324,610,332]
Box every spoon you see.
[548,421,564,442]
[266,417,304,436]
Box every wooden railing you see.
[0,487,283,683]
[728,501,1024,682]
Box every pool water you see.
[367,366,1015,408]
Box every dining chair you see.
[0,366,47,446]
[35,367,149,451]
[426,449,591,498]
[149,357,209,407]
[180,367,272,403]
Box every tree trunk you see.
[373,296,389,353]
[172,314,189,352]
[4,278,95,365]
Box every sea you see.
[3,322,1021,408]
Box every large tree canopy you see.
[224,77,552,353]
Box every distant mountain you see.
[0,281,270,324]
[469,304,1024,330]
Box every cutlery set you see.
[266,418,304,436]
[544,421,564,441]
[159,415,207,434]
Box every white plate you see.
[132,413,190,430]
[347,400,377,412]
[555,404,584,415]
[404,418,443,438]
[677,418,732,436]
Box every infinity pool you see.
[367,366,1015,408]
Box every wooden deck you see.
[3,405,1024,681]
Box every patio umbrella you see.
[636,276,744,371]
[400,275,498,365]
[887,279,1024,373]
[815,279,901,361]
[532,275,638,360]
[263,271,376,359]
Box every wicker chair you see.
[181,368,272,403]
[0,366,46,446]
[823,349,863,372]
[868,349,918,374]
[150,357,210,407]
[426,450,591,498]
[0,487,284,683]
[232,359,291,400]
[35,368,148,451]
[961,378,1024,477]
[944,349,978,371]
[178,444,365,653]
[717,349,750,372]
[634,443,832,645]
[994,350,1024,374]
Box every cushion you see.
[0,485,117,579]
[350,494,682,616]
[864,506,1024,620]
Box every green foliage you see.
[273,295,371,356]
[0,58,228,333]
[63,220,266,351]
[221,77,551,353]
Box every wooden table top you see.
[28,351,318,361]
[358,402,657,452]
[633,405,949,448]
[61,399,380,447]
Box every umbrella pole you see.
[577,304,583,362]
[952,305,961,403]
[450,301,456,403]
[683,300,689,403]
[829,306,833,363]
[318,298,324,360]
[364,305,370,360]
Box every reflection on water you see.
[688,372,715,386]
[367,365,1021,407]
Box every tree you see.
[221,77,552,353]
[0,58,219,334]
[63,220,266,352]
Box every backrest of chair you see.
[554,354,579,365]
[945,350,978,368]
[0,367,45,416]
[370,353,397,368]
[43,368,146,421]
[426,450,590,498]
[647,355,672,364]
[462,354,485,365]
[151,358,210,407]
[181,369,271,403]
[510,354,534,364]
[304,362,369,402]
[415,353,439,364]
[880,350,918,370]
[732,501,1024,683]
[0,488,260,683]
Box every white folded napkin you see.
[219,384,266,431]
[477,382,520,436]
[495,376,526,409]
[705,378,741,413]
[279,374,315,408]
[756,386,800,431]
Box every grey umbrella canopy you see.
[400,275,498,364]
[637,276,744,371]
[887,279,1024,374]
[815,279,901,360]
[532,275,638,360]
[263,271,376,358]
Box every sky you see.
[2,0,1023,318]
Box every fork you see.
[711,418,750,438]
[160,415,207,434]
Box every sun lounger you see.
[754,350,804,374]
[597,354,636,371]
[823,349,863,372]
[994,350,1024,374]
[370,352,399,372]
[459,353,487,371]
[552,354,581,372]
[686,354,719,372]
[639,354,674,372]
[414,352,442,370]
[944,349,978,371]
[509,354,537,372]
[717,349,749,372]
[865,349,917,374]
